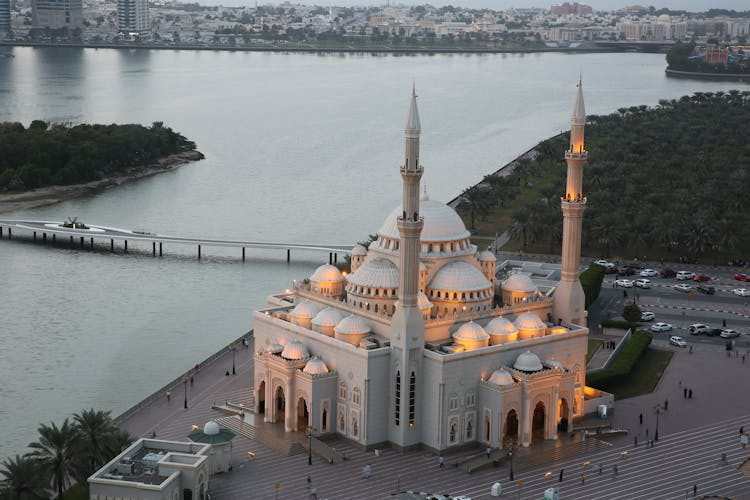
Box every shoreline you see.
[0,149,204,215]
[0,40,661,56]
[665,68,750,81]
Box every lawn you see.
[64,484,88,500]
[587,338,603,364]
[604,348,674,400]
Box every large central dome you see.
[378,198,470,243]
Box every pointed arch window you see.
[408,371,416,427]
[395,370,401,426]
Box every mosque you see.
[252,83,591,452]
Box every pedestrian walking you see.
[310,486,318,499]
[740,426,744,435]
[598,463,603,475]
[363,463,372,479]
[580,474,585,485]
[486,446,492,459]
[646,428,649,438]
[166,390,171,402]
[559,469,564,482]
[664,399,668,411]
[438,455,445,468]
[190,375,194,387]
[689,345,693,353]
[723,319,727,328]
[613,464,618,477]
[693,484,697,496]
[684,388,688,398]
[689,389,693,399]
[634,436,638,447]
[639,413,643,425]
[150,431,156,438]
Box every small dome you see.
[312,307,344,327]
[303,357,330,375]
[203,420,220,436]
[429,261,492,292]
[352,244,368,256]
[334,314,371,335]
[268,343,284,354]
[347,258,399,289]
[514,312,546,330]
[502,273,537,293]
[486,317,519,336]
[281,340,310,360]
[378,198,471,243]
[514,350,543,372]
[479,250,496,262]
[453,321,490,341]
[417,291,432,311]
[310,264,344,282]
[487,369,515,386]
[545,358,564,369]
[290,300,319,319]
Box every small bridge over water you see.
[0,219,352,263]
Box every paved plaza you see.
[118,337,750,499]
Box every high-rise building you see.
[0,0,11,37]
[32,0,83,30]
[117,0,148,34]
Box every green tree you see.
[622,303,642,323]
[71,409,118,483]
[457,185,491,230]
[27,420,76,500]
[0,455,49,500]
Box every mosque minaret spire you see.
[389,86,425,447]
[553,79,588,326]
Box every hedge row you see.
[580,263,605,309]
[600,319,638,330]
[587,330,653,389]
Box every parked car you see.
[670,336,688,347]
[697,285,715,295]
[706,328,723,337]
[676,271,696,281]
[661,268,677,279]
[635,278,652,289]
[595,259,615,269]
[720,329,740,339]
[688,323,708,335]
[640,269,659,277]
[615,279,634,288]
[732,288,750,297]
[617,266,636,276]
[640,311,655,322]
[674,284,693,293]
[693,274,711,282]
[651,322,673,332]
[734,273,750,282]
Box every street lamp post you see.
[183,377,188,409]
[308,426,313,465]
[654,403,662,441]
[507,444,514,480]
[232,344,237,375]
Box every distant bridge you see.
[0,219,352,263]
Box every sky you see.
[195,0,749,11]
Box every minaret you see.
[389,86,425,448]
[553,79,587,326]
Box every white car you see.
[732,288,750,297]
[640,311,655,321]
[676,271,696,281]
[674,284,693,293]
[720,329,740,339]
[670,335,687,347]
[640,269,659,277]
[651,322,673,332]
[595,259,615,269]
[688,323,708,335]
[635,278,651,288]
[615,279,634,288]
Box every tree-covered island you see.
[666,42,750,78]
[0,121,201,192]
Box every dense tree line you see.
[0,409,132,500]
[0,121,197,192]
[460,91,750,262]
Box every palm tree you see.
[0,455,49,500]
[28,420,76,500]
[72,409,118,481]
[457,185,491,230]
[105,430,134,458]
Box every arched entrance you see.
[297,397,310,431]
[558,398,570,432]
[274,386,285,424]
[504,409,518,446]
[257,381,266,414]
[484,415,491,442]
[532,402,545,440]
[322,408,328,432]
